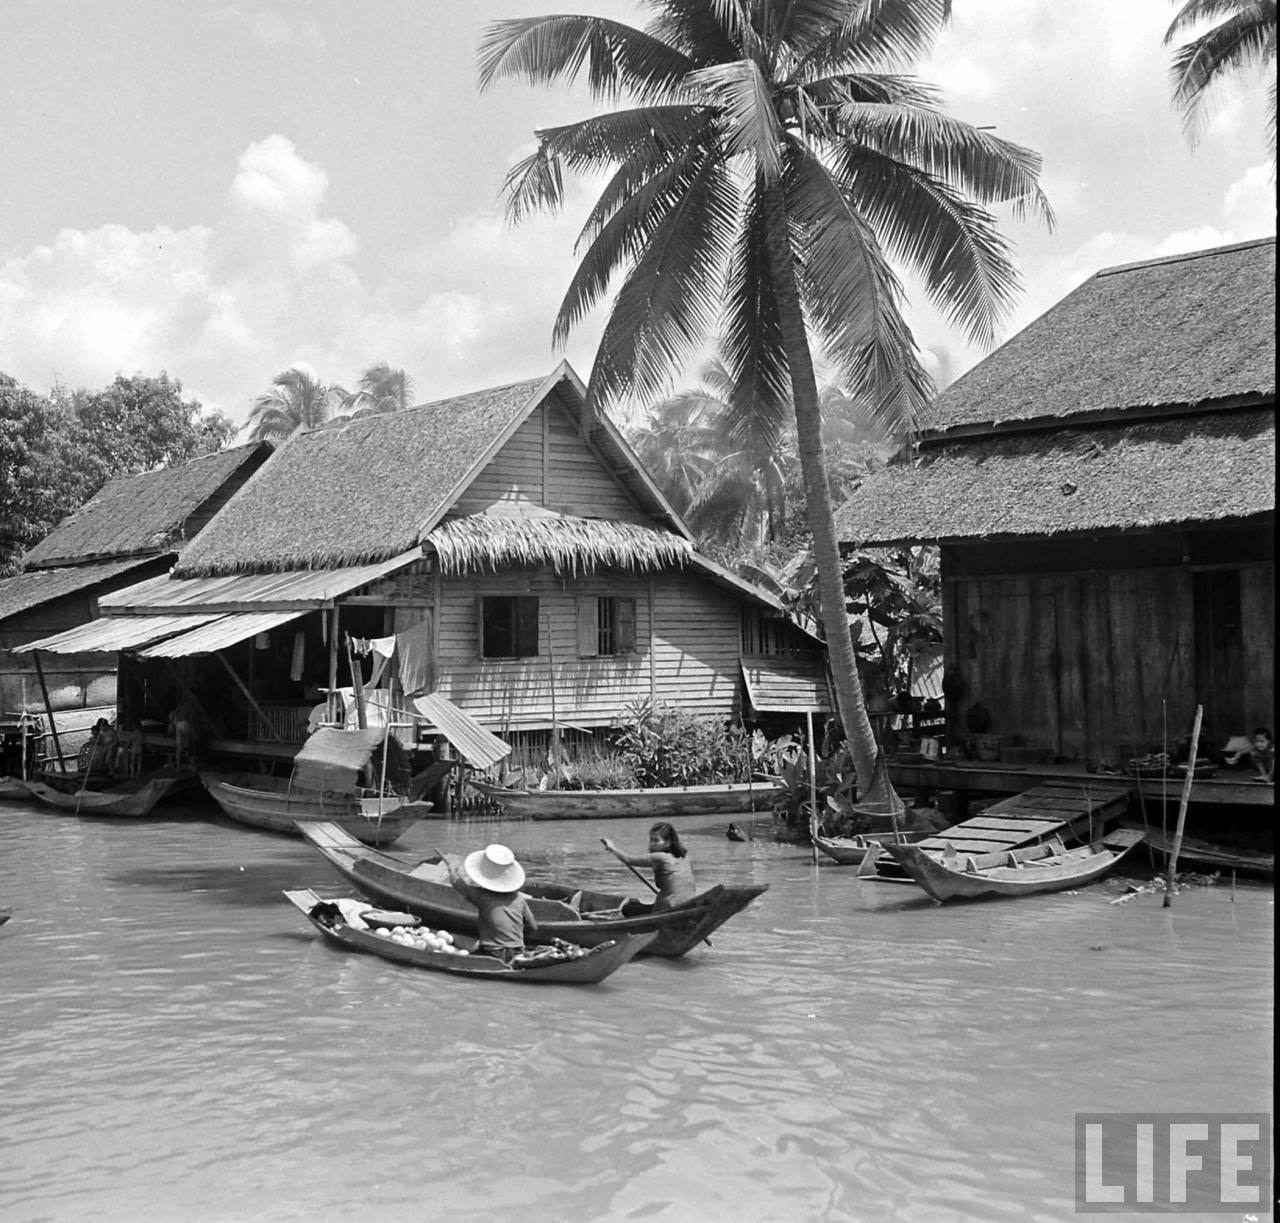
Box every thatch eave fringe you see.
[425,516,692,578]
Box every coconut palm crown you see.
[1164,0,1277,158]
[479,0,1052,790]
[247,365,348,445]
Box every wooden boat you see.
[0,777,32,801]
[468,777,784,819]
[201,772,428,847]
[813,829,931,869]
[19,769,198,817]
[883,828,1145,902]
[284,889,654,984]
[299,821,768,958]
[1141,828,1274,879]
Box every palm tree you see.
[246,364,347,444]
[346,362,415,416]
[1164,0,1277,157]
[478,0,1051,791]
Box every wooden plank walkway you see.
[873,778,1133,880]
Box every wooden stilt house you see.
[835,238,1274,788]
[0,444,269,772]
[21,364,828,772]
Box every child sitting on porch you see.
[1226,728,1275,782]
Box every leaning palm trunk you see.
[761,186,878,792]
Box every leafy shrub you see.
[611,699,752,787]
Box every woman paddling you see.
[602,822,696,911]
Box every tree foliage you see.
[0,371,233,576]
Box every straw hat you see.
[463,843,525,893]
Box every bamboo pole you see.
[1163,704,1202,909]
[806,710,819,864]
[32,652,66,774]
[215,653,285,742]
[345,634,367,730]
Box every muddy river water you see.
[0,798,1271,1222]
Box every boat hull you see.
[469,778,783,819]
[19,771,196,817]
[299,821,767,958]
[813,830,930,866]
[202,772,426,846]
[885,829,1145,902]
[284,889,654,983]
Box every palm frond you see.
[793,0,951,78]
[478,14,692,102]
[503,147,566,223]
[832,102,1055,225]
[687,58,785,178]
[586,159,740,410]
[1165,0,1271,41]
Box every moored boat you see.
[1140,828,1274,879]
[19,769,198,817]
[884,828,1145,902]
[284,889,654,984]
[468,777,783,819]
[299,820,768,958]
[201,772,428,846]
[813,829,932,868]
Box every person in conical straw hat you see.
[444,843,539,963]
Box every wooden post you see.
[327,607,340,725]
[345,634,367,730]
[806,710,819,864]
[215,653,285,742]
[31,652,66,774]
[1163,704,1202,908]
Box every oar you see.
[600,839,712,947]
[601,837,658,893]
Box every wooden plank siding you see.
[431,566,749,730]
[944,564,1223,762]
[449,395,651,524]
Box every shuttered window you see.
[577,596,637,656]
[478,596,539,658]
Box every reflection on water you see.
[0,798,1271,1223]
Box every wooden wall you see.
[433,565,748,729]
[943,532,1274,760]
[450,394,650,524]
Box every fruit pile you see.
[373,925,470,956]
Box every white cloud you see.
[209,5,324,52]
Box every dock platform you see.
[873,778,1134,880]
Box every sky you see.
[0,1,1274,432]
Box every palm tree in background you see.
[1164,0,1277,158]
[246,364,348,444]
[479,0,1051,790]
[346,363,415,416]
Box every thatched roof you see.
[427,515,691,577]
[22,443,270,568]
[174,365,689,579]
[0,557,161,622]
[836,407,1275,545]
[924,237,1275,435]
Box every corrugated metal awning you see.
[98,549,423,614]
[413,693,512,769]
[15,613,222,655]
[742,657,833,713]
[136,611,306,658]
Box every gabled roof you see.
[923,237,1275,436]
[0,556,163,623]
[21,443,271,569]
[836,407,1274,545]
[174,363,691,578]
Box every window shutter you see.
[577,596,598,656]
[475,598,487,659]
[617,598,637,653]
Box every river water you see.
[0,796,1271,1223]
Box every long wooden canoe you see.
[284,889,654,984]
[1141,828,1274,879]
[19,770,198,817]
[299,821,767,958]
[201,771,427,846]
[468,777,783,819]
[813,830,931,868]
[883,828,1145,902]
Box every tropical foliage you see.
[0,371,235,575]
[1164,0,1277,157]
[247,362,416,443]
[612,698,753,787]
[479,0,1050,792]
[346,362,414,416]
